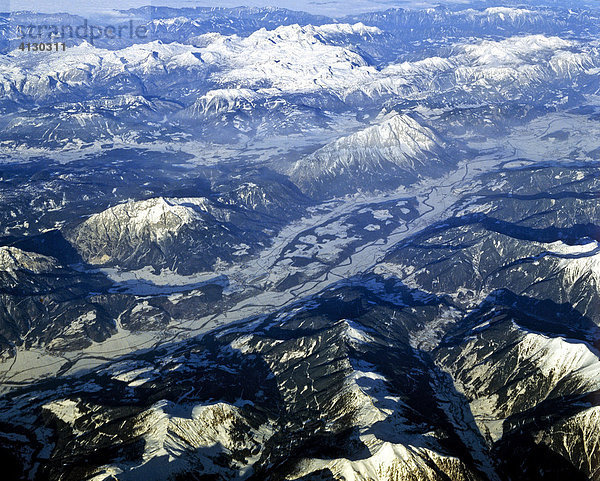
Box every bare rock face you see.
[0,246,58,274]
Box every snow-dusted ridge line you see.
[289,112,449,197]
[0,146,509,386]
[0,246,58,274]
[1,26,595,108]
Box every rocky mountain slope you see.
[290,113,452,199]
[1,162,599,480]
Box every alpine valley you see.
[0,2,600,480]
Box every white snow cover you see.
[49,398,273,480]
[463,35,572,67]
[1,22,595,109]
[295,356,478,480]
[196,23,379,93]
[189,88,263,115]
[546,240,600,287]
[42,399,84,434]
[443,319,600,443]
[343,319,374,344]
[518,332,600,383]
[76,197,212,243]
[290,112,444,182]
[483,7,534,18]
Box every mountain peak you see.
[0,246,58,274]
[74,197,212,242]
[290,113,449,198]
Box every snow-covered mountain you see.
[290,113,452,198]
[69,196,271,274]
[1,8,598,150]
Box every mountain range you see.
[1,3,600,481]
